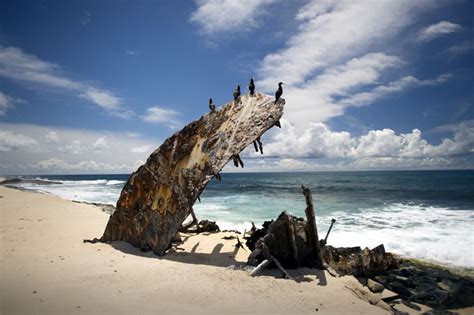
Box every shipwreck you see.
[88,85,474,311]
[100,92,284,255]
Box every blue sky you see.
[0,0,473,174]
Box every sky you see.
[0,0,473,175]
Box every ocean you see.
[8,170,474,268]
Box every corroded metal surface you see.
[101,93,285,255]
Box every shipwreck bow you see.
[101,93,285,255]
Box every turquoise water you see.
[11,170,474,267]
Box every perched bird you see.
[232,154,244,168]
[275,82,284,103]
[233,85,241,101]
[249,78,255,96]
[253,140,259,152]
[256,137,263,155]
[232,156,239,167]
[208,97,215,111]
[236,154,244,168]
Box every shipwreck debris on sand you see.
[99,92,284,255]
[244,186,399,279]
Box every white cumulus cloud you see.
[190,0,275,35]
[251,119,474,162]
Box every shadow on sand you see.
[106,238,327,285]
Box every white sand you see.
[0,186,425,314]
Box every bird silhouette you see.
[275,82,284,103]
[249,78,255,96]
[208,97,215,111]
[233,85,241,101]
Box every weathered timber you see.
[100,93,284,255]
[302,185,323,268]
[250,259,271,277]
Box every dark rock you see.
[376,259,474,309]
[367,279,385,293]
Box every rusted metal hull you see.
[101,93,284,255]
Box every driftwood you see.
[250,259,271,277]
[99,93,284,255]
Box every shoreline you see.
[1,185,473,314]
[3,180,473,274]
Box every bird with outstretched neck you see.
[233,85,241,101]
[208,97,215,111]
[275,82,284,103]
[249,78,255,96]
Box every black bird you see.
[232,154,244,168]
[275,82,284,103]
[232,155,239,167]
[233,85,241,101]
[253,140,259,152]
[249,78,255,96]
[209,97,215,111]
[236,154,244,168]
[256,137,263,155]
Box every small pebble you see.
[33,291,37,294]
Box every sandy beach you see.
[1,185,470,314]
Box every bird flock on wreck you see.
[207,79,284,180]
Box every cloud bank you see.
[0,123,158,174]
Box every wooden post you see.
[302,185,323,268]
